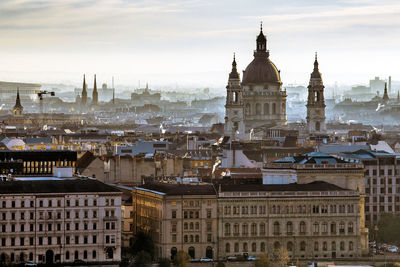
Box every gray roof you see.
[0,179,121,194]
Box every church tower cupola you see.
[256,22,267,54]
[306,52,326,134]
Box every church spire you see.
[311,52,322,79]
[229,53,239,79]
[92,74,98,106]
[13,87,23,116]
[81,74,87,105]
[382,82,389,103]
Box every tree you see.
[254,253,270,267]
[173,251,190,267]
[274,249,289,267]
[159,258,172,267]
[131,251,151,267]
[131,231,155,259]
[376,213,400,245]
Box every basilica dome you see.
[241,27,281,85]
[242,56,281,85]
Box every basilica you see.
[224,25,326,139]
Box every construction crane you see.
[37,90,55,114]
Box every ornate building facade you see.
[134,181,367,261]
[306,53,326,134]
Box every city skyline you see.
[0,0,399,88]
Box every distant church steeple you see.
[81,74,87,106]
[382,82,389,103]
[13,88,23,117]
[306,52,326,134]
[92,74,98,106]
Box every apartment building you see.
[0,178,122,265]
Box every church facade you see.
[224,25,287,139]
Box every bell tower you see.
[224,54,245,139]
[306,53,326,133]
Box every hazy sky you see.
[0,0,399,89]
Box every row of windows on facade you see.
[22,161,75,167]
[224,240,354,254]
[171,222,212,232]
[366,196,400,203]
[224,221,354,236]
[365,205,400,212]
[0,209,115,221]
[0,234,114,246]
[223,204,354,215]
[171,209,212,219]
[171,200,213,207]
[365,187,400,194]
[244,102,285,116]
[366,169,400,176]
[0,250,99,263]
[178,234,212,243]
[1,198,115,208]
[0,221,116,232]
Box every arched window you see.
[300,221,306,234]
[242,223,248,235]
[323,242,327,251]
[66,251,70,260]
[74,251,79,260]
[313,222,319,234]
[190,222,193,230]
[225,223,231,236]
[348,222,354,233]
[171,247,177,260]
[234,243,239,252]
[300,241,306,251]
[322,222,328,233]
[92,250,96,259]
[274,241,280,250]
[256,103,261,115]
[272,103,276,114]
[264,103,269,115]
[349,241,354,251]
[287,221,293,235]
[251,223,257,236]
[314,241,319,251]
[29,252,33,261]
[190,235,193,242]
[315,121,320,131]
[184,235,188,242]
[273,222,280,235]
[287,241,293,252]
[272,205,276,214]
[339,222,345,234]
[184,222,188,230]
[234,224,239,236]
[245,103,251,115]
[243,242,248,252]
[331,241,336,251]
[233,92,238,103]
[225,243,230,253]
[260,223,266,235]
[188,247,195,259]
[261,242,266,252]
[83,250,87,259]
[340,241,345,251]
[195,235,199,242]
[252,242,257,252]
